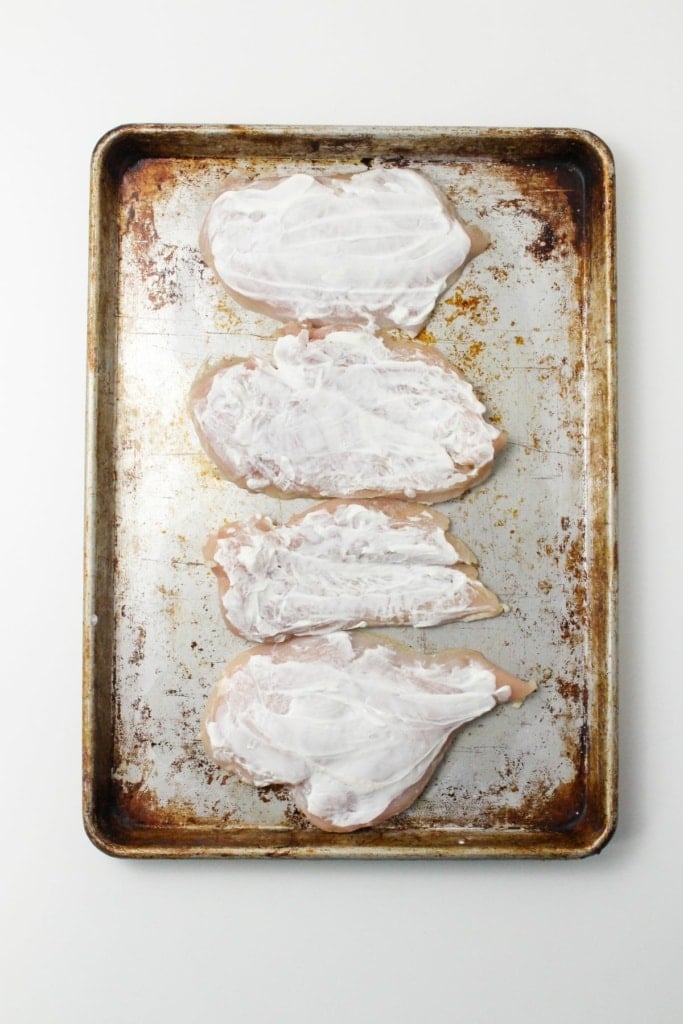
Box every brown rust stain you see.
[122,158,178,199]
[282,801,312,830]
[87,331,98,373]
[114,777,229,829]
[444,283,499,326]
[121,192,181,309]
[128,625,146,666]
[492,506,519,529]
[558,520,589,647]
[416,328,438,345]
[528,219,557,264]
[213,294,245,331]
[119,158,197,311]
[440,773,585,833]
[120,155,219,207]
[517,774,585,831]
[194,453,224,483]
[571,356,585,382]
[556,675,583,704]
[253,782,293,806]
[564,531,588,628]
[449,337,488,378]
[489,264,511,283]
[526,219,558,262]
[536,537,559,566]
[157,582,180,620]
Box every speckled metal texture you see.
[83,125,617,858]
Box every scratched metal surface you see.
[83,126,616,857]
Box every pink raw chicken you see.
[199,167,488,335]
[189,327,505,502]
[205,499,504,643]
[201,632,535,832]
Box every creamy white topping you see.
[191,329,501,499]
[204,633,512,830]
[212,502,501,642]
[201,168,472,334]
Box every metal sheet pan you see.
[83,125,617,858]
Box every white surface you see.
[0,1,681,1022]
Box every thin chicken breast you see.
[201,632,535,832]
[199,167,487,335]
[205,499,503,643]
[189,328,504,502]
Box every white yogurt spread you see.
[204,633,512,830]
[191,328,501,499]
[201,168,473,334]
[211,502,500,642]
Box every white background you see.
[1,2,681,1021]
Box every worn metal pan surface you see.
[83,125,616,858]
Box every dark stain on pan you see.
[492,161,584,266]
[128,625,146,666]
[435,724,587,832]
[380,154,411,168]
[282,802,313,830]
[112,777,229,829]
[494,197,565,264]
[527,219,557,262]
[556,674,583,704]
[519,774,586,831]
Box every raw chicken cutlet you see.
[189,327,504,502]
[199,167,487,335]
[205,499,503,643]
[201,632,535,832]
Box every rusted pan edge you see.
[82,124,617,859]
[82,145,100,851]
[83,134,111,853]
[84,134,124,854]
[87,121,615,172]
[81,822,614,860]
[582,132,618,856]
